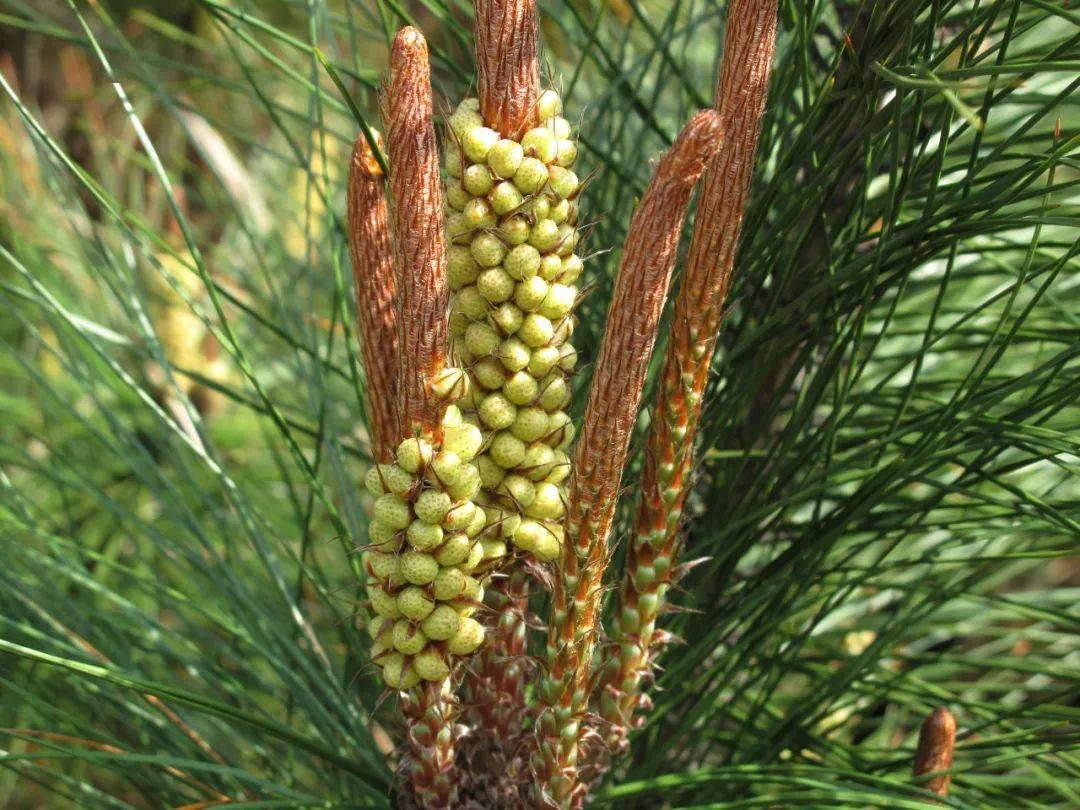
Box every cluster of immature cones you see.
[342,1,942,807]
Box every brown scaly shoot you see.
[458,569,535,806]
[347,131,398,462]
[597,0,779,761]
[534,109,723,808]
[475,0,541,138]
[384,27,451,440]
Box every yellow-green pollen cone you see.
[445,91,580,565]
[364,402,488,690]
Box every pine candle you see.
[357,28,495,698]
[363,409,489,688]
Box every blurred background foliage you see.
[0,0,1076,807]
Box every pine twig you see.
[397,682,460,809]
[381,28,459,809]
[913,707,957,799]
[535,110,722,808]
[456,4,544,801]
[385,26,450,440]
[459,569,535,805]
[347,131,398,462]
[597,0,778,759]
[475,0,540,138]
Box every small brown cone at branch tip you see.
[347,131,398,462]
[535,108,722,807]
[913,707,956,798]
[475,0,540,136]
[384,26,450,439]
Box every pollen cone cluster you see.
[444,89,581,566]
[345,3,778,804]
[356,27,493,700]
[363,412,489,689]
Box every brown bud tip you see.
[913,707,956,797]
[383,24,449,438]
[393,25,427,59]
[664,109,723,187]
[475,0,540,136]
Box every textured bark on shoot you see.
[475,0,540,138]
[913,707,957,799]
[534,110,722,808]
[396,681,460,810]
[348,131,398,462]
[458,569,534,805]
[597,0,778,761]
[385,27,450,439]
